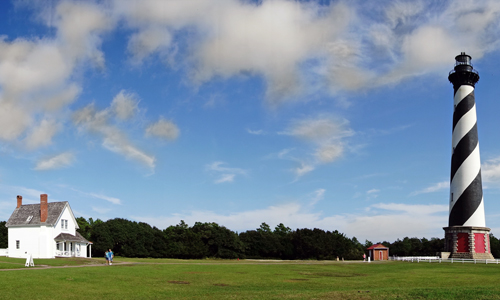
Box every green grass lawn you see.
[0,258,499,299]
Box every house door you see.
[379,251,383,260]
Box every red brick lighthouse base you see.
[443,226,494,259]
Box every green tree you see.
[274,223,294,259]
[191,222,243,258]
[490,234,500,258]
[0,221,7,248]
[240,223,281,259]
[76,217,91,241]
[163,220,207,259]
[257,222,272,234]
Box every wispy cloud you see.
[111,90,139,120]
[482,157,500,185]
[63,186,122,205]
[206,161,247,184]
[91,206,112,214]
[214,174,236,184]
[0,184,46,205]
[309,188,325,206]
[366,189,380,199]
[35,152,75,170]
[279,115,354,178]
[247,129,264,135]
[90,193,122,205]
[410,181,448,196]
[73,97,155,169]
[293,162,315,178]
[145,117,180,141]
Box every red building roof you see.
[367,243,388,250]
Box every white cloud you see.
[91,206,111,214]
[293,162,315,178]
[0,101,31,141]
[280,116,354,177]
[410,181,449,196]
[0,185,46,204]
[111,90,138,120]
[34,152,75,170]
[43,84,81,111]
[24,119,60,149]
[215,174,236,184]
[113,0,351,103]
[145,118,180,141]
[110,0,500,103]
[73,102,156,169]
[0,0,111,148]
[207,161,246,175]
[309,188,325,206]
[482,157,500,185]
[90,193,122,205]
[64,186,122,206]
[132,201,448,242]
[53,1,113,68]
[278,148,294,159]
[247,129,264,135]
[283,117,354,141]
[316,144,343,163]
[206,161,246,184]
[127,26,173,63]
[101,129,156,169]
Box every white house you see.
[4,194,91,259]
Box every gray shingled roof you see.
[5,202,68,227]
[54,232,89,243]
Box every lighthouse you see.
[443,52,494,259]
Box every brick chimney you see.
[40,194,48,223]
[17,195,22,208]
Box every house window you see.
[16,240,20,249]
[65,220,68,229]
[61,220,64,229]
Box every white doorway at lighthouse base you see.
[443,226,494,259]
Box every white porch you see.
[55,241,91,258]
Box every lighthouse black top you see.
[448,52,480,91]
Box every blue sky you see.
[1,0,500,242]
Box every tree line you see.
[77,218,365,259]
[2,218,500,259]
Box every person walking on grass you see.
[108,249,114,265]
[105,250,109,265]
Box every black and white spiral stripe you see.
[449,85,485,227]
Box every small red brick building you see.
[367,243,389,261]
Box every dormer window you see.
[26,215,33,222]
[61,219,68,230]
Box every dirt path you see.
[0,261,137,271]
[0,259,384,271]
